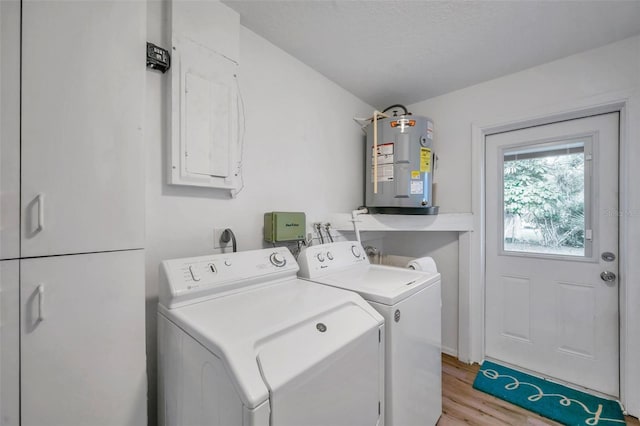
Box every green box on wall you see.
[264,212,306,242]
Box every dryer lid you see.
[309,264,441,305]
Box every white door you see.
[485,113,619,396]
[20,250,147,426]
[20,0,145,257]
[0,260,19,426]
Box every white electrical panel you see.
[169,1,241,194]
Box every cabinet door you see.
[0,0,20,260]
[20,250,146,426]
[21,0,145,257]
[0,260,19,426]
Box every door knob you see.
[600,271,616,282]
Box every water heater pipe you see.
[351,207,368,244]
[372,110,389,194]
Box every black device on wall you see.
[146,42,170,73]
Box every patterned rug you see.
[472,360,625,425]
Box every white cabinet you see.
[0,0,20,260]
[1,2,148,425]
[0,260,19,426]
[20,0,145,257]
[20,250,146,426]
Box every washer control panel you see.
[160,247,297,308]
[297,241,368,278]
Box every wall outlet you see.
[214,228,230,249]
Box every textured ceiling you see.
[222,0,640,108]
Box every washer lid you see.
[159,278,383,409]
[307,264,441,305]
[257,305,382,426]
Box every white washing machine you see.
[157,247,385,426]
[298,241,442,426]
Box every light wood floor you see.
[439,354,640,425]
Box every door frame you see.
[463,92,640,416]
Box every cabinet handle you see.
[37,284,45,322]
[36,193,45,232]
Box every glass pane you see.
[503,142,586,257]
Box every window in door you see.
[500,137,593,258]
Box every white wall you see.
[146,1,371,424]
[405,35,640,415]
[410,35,640,213]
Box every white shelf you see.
[330,212,474,232]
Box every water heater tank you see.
[364,115,438,214]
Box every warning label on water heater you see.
[420,147,431,173]
[410,180,424,195]
[372,143,394,183]
[372,165,394,183]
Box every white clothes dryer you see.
[158,247,385,426]
[298,241,442,426]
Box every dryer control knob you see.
[317,253,325,262]
[188,265,201,281]
[270,253,286,267]
[351,245,362,258]
[326,252,334,261]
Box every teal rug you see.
[472,360,625,425]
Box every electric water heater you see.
[364,114,438,214]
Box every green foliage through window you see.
[503,151,585,253]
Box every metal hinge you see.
[378,329,381,342]
[378,401,381,415]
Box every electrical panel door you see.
[170,37,240,192]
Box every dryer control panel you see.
[159,247,298,309]
[297,241,369,278]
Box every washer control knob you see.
[224,260,232,267]
[351,245,362,258]
[326,252,334,261]
[269,253,286,267]
[317,252,325,262]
